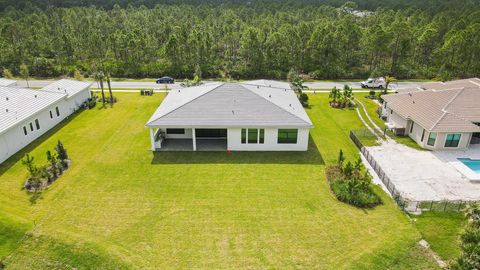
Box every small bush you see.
[325,150,382,208]
[330,178,382,208]
[85,94,97,109]
[451,203,480,270]
[23,142,71,192]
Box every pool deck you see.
[434,144,480,181]
[366,142,480,201]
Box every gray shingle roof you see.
[0,87,66,135]
[146,82,313,128]
[383,86,480,132]
[243,79,291,90]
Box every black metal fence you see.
[350,130,471,213]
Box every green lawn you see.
[411,212,465,261]
[0,93,439,269]
[357,96,426,150]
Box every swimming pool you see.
[458,158,480,173]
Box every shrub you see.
[326,149,382,208]
[23,142,71,192]
[330,180,382,208]
[451,203,480,270]
[55,140,68,161]
[299,93,309,107]
[369,90,375,96]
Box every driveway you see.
[366,141,480,201]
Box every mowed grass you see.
[0,93,439,269]
[357,96,426,150]
[411,212,465,261]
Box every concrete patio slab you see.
[366,141,480,201]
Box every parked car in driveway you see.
[156,76,175,84]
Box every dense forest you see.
[0,0,479,79]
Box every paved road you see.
[16,79,424,90]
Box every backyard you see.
[0,93,443,269]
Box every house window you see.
[248,129,258,143]
[421,129,425,142]
[23,126,27,136]
[427,132,437,146]
[49,110,53,119]
[35,119,40,130]
[445,133,461,147]
[29,122,34,132]
[410,122,414,133]
[241,128,265,144]
[166,128,185,135]
[55,106,60,117]
[278,129,298,144]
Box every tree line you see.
[0,0,479,79]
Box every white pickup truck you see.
[360,77,386,88]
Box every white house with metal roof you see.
[0,79,91,163]
[146,81,313,151]
[0,78,17,87]
[382,78,480,150]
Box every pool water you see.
[458,158,480,173]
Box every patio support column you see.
[192,128,197,151]
[149,127,156,151]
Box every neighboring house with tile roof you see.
[381,78,480,150]
[146,82,313,151]
[0,79,91,163]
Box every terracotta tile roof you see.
[383,80,480,132]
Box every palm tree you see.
[94,71,106,105]
[19,63,29,88]
[384,76,397,94]
[329,86,340,105]
[342,85,353,106]
[106,72,114,105]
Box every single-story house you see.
[146,81,313,151]
[382,78,480,150]
[0,78,17,87]
[0,79,92,164]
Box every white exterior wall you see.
[386,109,408,129]
[0,88,90,164]
[227,128,309,151]
[424,132,472,151]
[407,122,425,146]
[64,90,91,114]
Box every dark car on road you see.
[156,76,175,84]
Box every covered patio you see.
[156,138,227,151]
[148,127,228,151]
